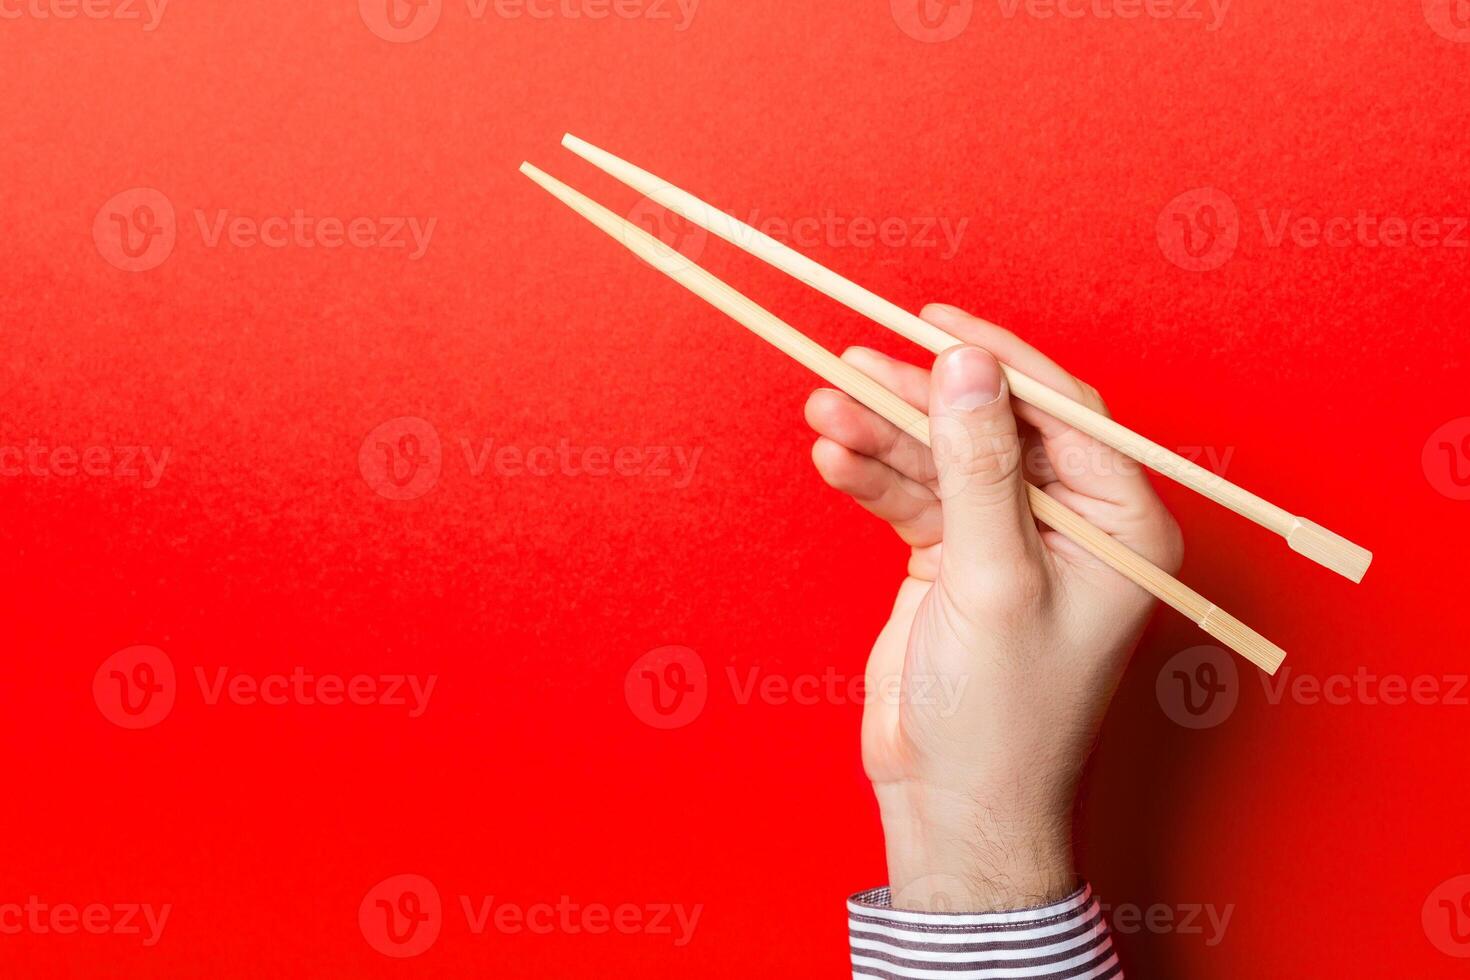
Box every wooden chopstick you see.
[559,133,1372,586]
[520,160,1286,675]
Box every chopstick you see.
[519,160,1286,675]
[559,133,1373,586]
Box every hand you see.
[804,304,1183,912]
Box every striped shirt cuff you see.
[847,883,1122,979]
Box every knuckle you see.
[938,425,1023,496]
[946,561,1053,629]
[1116,497,1185,576]
[1073,379,1111,417]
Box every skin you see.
[804,304,1183,912]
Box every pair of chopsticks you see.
[521,136,1370,674]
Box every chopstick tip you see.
[519,162,562,196]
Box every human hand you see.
[804,304,1183,912]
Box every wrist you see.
[874,779,1077,912]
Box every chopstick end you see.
[1288,518,1372,584]
[1201,606,1286,675]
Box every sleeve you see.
[847,883,1122,979]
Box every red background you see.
[3,0,1468,975]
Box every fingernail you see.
[936,347,1003,412]
[924,303,966,326]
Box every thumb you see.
[928,346,1040,581]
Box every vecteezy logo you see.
[624,646,708,730]
[93,646,177,729]
[359,874,443,958]
[891,0,973,42]
[93,188,177,272]
[359,0,442,42]
[1423,417,1470,501]
[1156,645,1239,729]
[1424,875,1470,957]
[359,417,443,501]
[623,191,709,275]
[1157,187,1240,272]
[1423,0,1470,43]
